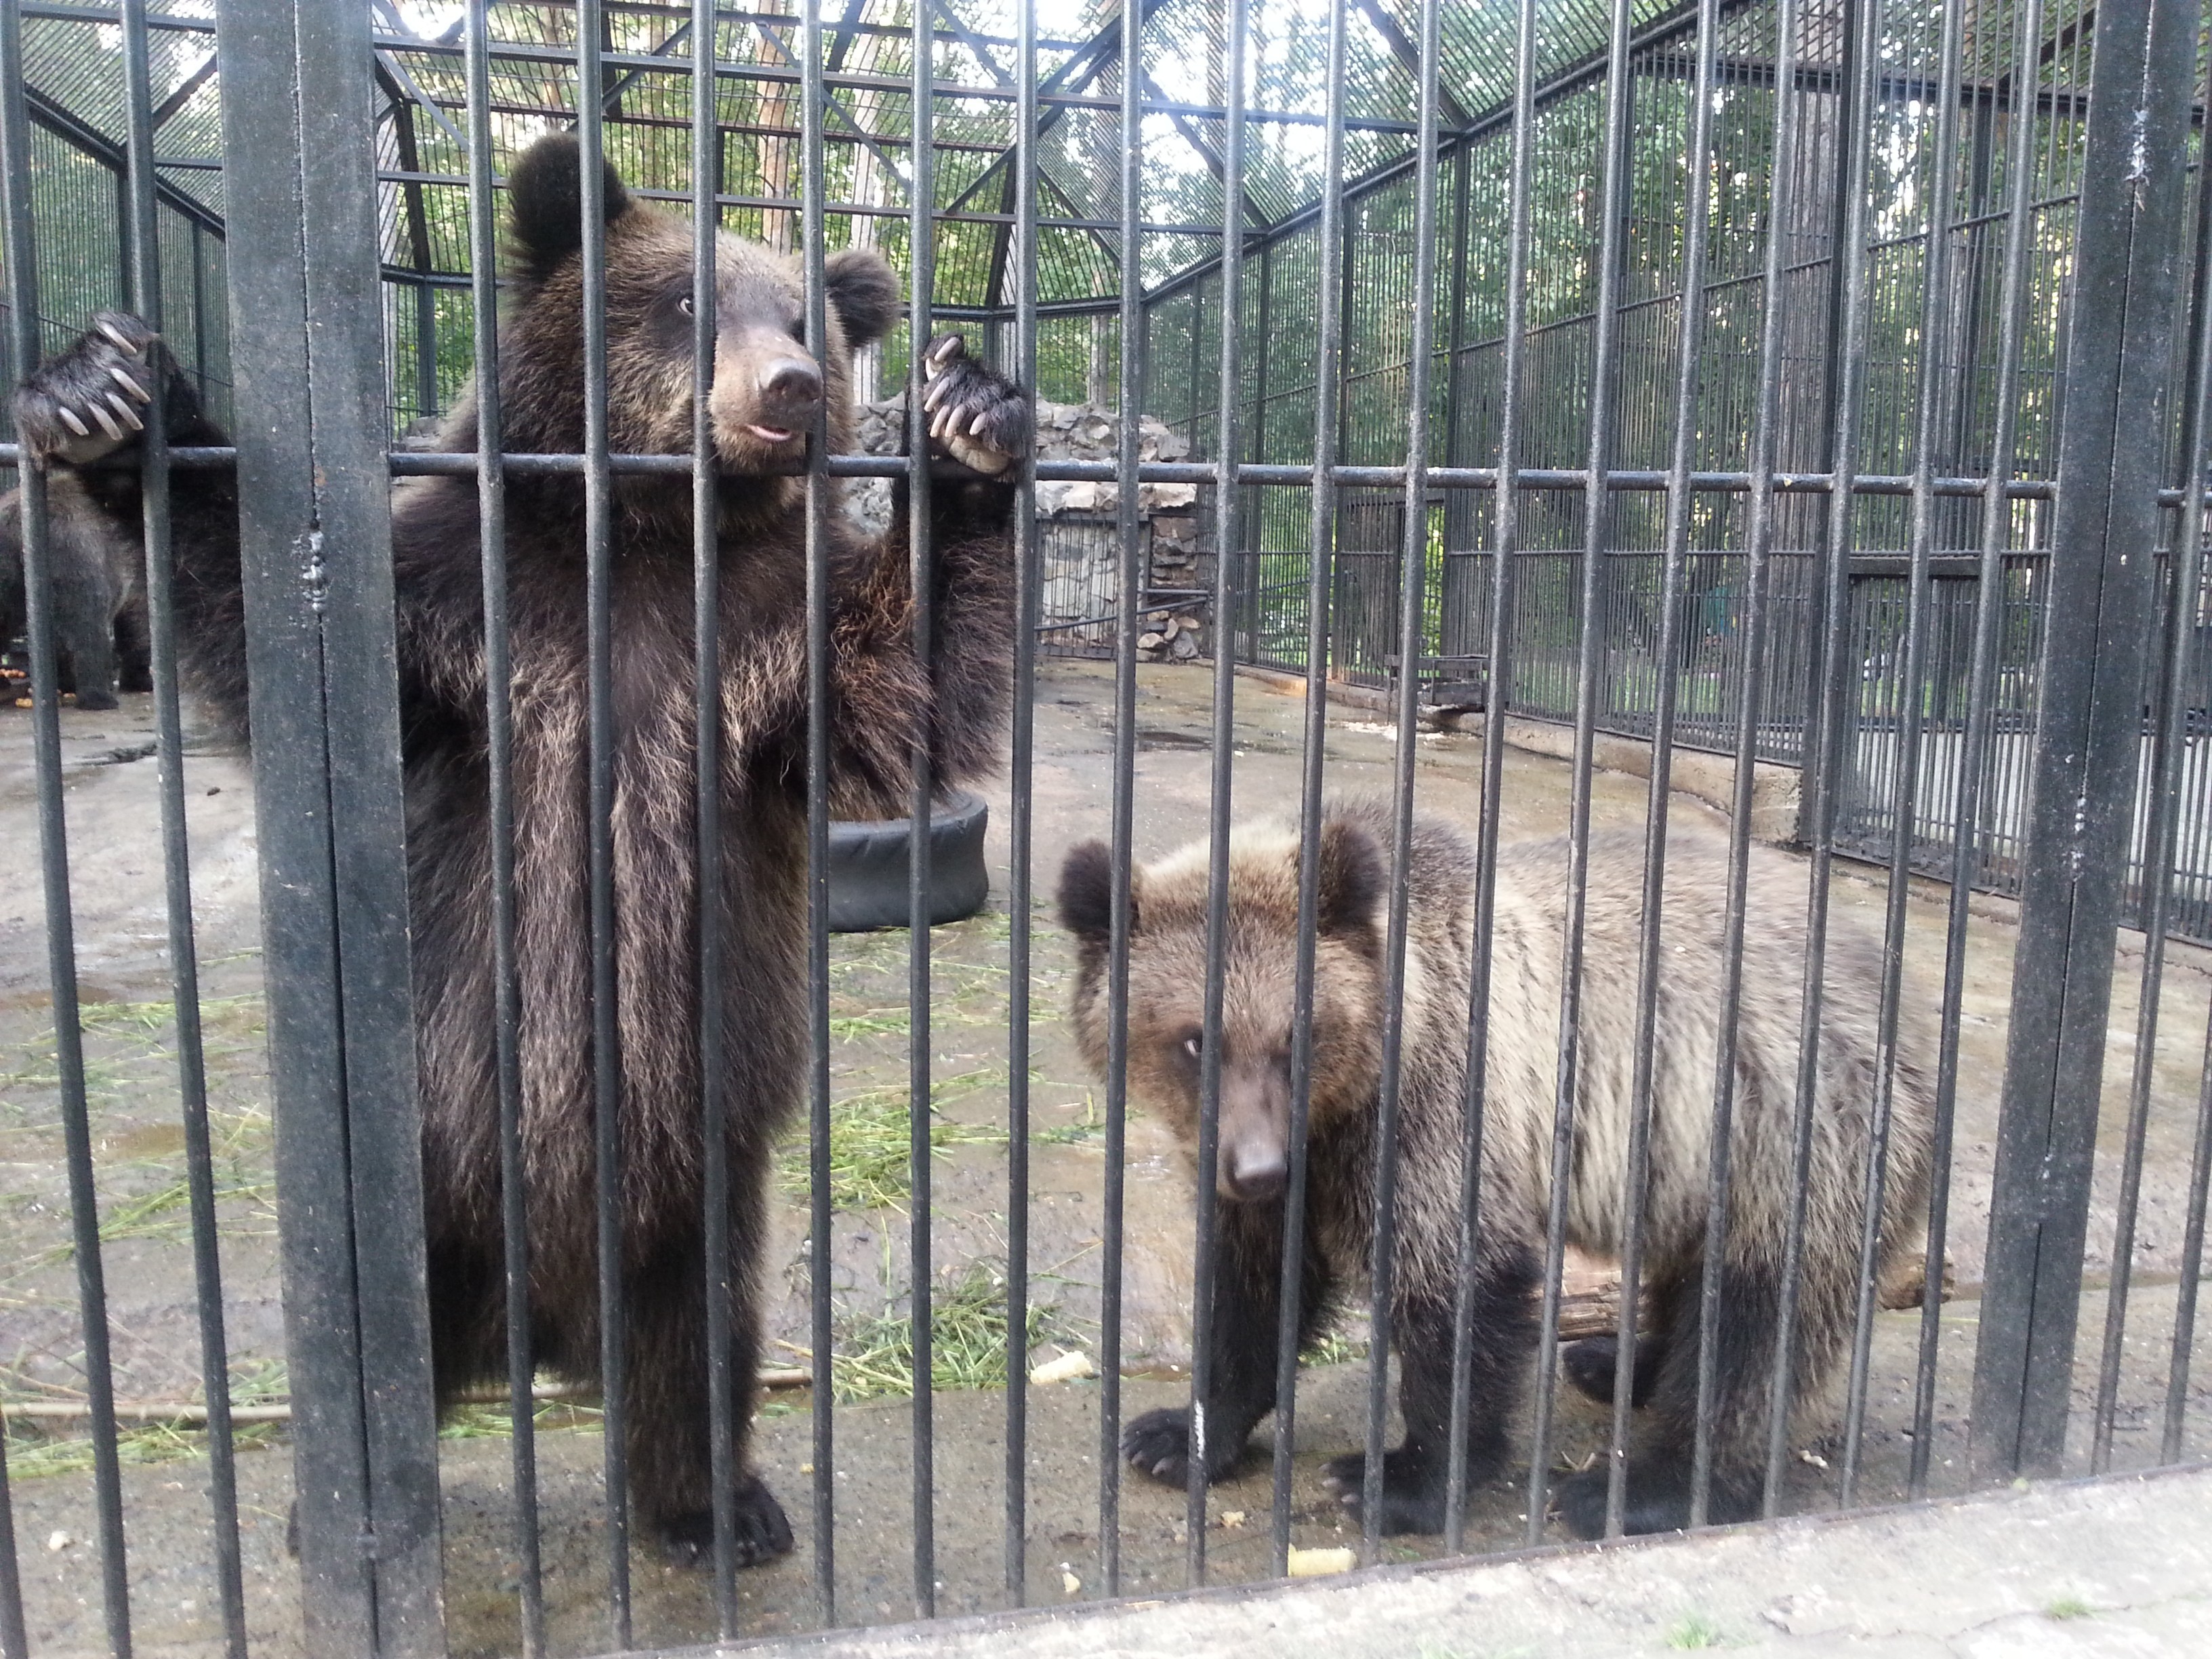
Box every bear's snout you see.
[754,357,822,428]
[1223,1137,1287,1203]
[1218,1062,1291,1203]
[710,333,825,455]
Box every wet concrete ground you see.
[3,658,2211,1656]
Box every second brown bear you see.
[1058,801,1934,1538]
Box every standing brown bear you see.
[14,132,1028,1565]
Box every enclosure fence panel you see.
[0,0,2210,1655]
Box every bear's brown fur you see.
[0,472,150,708]
[1059,802,1935,1539]
[16,131,1028,1565]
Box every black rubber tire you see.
[827,791,991,933]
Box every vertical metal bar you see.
[1442,0,1535,1562]
[1439,142,1472,504]
[1910,0,2047,1502]
[1971,0,2197,1479]
[1526,0,1637,1549]
[1363,0,1441,1572]
[1099,0,1144,1593]
[907,0,939,1616]
[1609,0,1720,1540]
[1838,0,1966,1508]
[2168,1009,2212,1460]
[220,2,443,1645]
[1691,0,1799,1527]
[0,1433,22,1659]
[1765,0,1881,1515]
[575,1,632,1639]
[1271,0,1349,1577]
[463,2,543,1650]
[0,13,132,1652]
[800,0,838,1625]
[415,279,438,424]
[207,5,377,1645]
[2092,34,2212,1473]
[118,3,247,1652]
[1790,0,1866,849]
[1005,0,1040,1605]
[302,3,447,1643]
[1185,0,1246,1589]
[189,220,209,402]
[1242,245,1271,653]
[689,0,738,1626]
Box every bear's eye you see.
[677,293,695,316]
[787,319,807,343]
[1182,1034,1202,1061]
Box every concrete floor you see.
[3,657,2211,1658]
[704,1461,2212,1659]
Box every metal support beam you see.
[1143,71,1272,235]
[1971,0,2200,1477]
[23,83,223,236]
[1353,0,1473,127]
[215,3,441,1651]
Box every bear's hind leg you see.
[625,1201,794,1570]
[113,588,150,695]
[1123,1196,1333,1489]
[1322,1244,1539,1536]
[1554,1262,1776,1538]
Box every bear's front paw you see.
[14,312,159,467]
[920,333,1027,477]
[655,1472,796,1568]
[1321,1447,1452,1536]
[1122,1405,1248,1486]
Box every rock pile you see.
[846,396,1214,659]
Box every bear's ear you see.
[507,132,634,280]
[1315,817,1384,940]
[824,248,901,348]
[1057,840,1133,945]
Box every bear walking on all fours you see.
[1057,802,1935,1540]
[14,131,1030,1565]
[0,473,151,708]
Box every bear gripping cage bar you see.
[2,0,2212,1654]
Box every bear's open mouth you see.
[744,424,798,445]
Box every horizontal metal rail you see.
[0,444,2088,500]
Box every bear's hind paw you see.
[1320,1448,1453,1536]
[14,312,159,467]
[1552,1460,1758,1538]
[654,1474,796,1569]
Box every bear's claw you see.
[1319,1448,1452,1536]
[1120,1404,1247,1487]
[14,310,161,468]
[919,331,1026,477]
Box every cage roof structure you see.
[12,0,1766,315]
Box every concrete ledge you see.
[695,1462,2212,1658]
